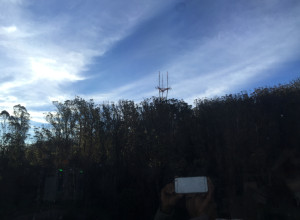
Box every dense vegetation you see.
[0,79,300,219]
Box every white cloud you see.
[28,111,48,124]
[1,25,17,33]
[29,57,84,82]
[0,0,176,123]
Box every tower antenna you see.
[156,71,171,100]
[158,72,161,98]
[166,72,169,99]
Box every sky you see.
[0,0,300,125]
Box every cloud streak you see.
[0,0,177,122]
[88,0,300,104]
[0,0,299,124]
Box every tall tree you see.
[6,105,30,146]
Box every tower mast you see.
[156,71,171,100]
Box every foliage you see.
[0,79,300,219]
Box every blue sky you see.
[0,0,300,124]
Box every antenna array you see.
[155,72,171,100]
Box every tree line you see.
[0,78,300,219]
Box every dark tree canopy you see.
[0,78,300,219]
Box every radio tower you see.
[156,71,171,100]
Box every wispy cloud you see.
[1,25,17,33]
[0,0,299,125]
[0,0,176,122]
[88,0,300,104]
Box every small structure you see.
[156,72,171,100]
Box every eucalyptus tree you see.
[0,110,10,148]
[72,97,102,163]
[0,105,30,168]
[5,105,30,146]
[45,100,77,167]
